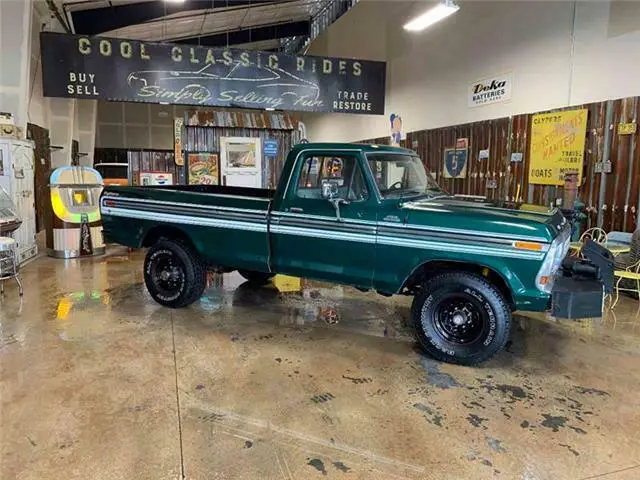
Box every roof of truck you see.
[291,143,414,154]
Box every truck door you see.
[271,151,377,288]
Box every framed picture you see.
[219,137,262,188]
[187,152,219,185]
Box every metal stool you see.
[0,237,23,296]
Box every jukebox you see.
[45,166,105,259]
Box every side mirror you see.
[321,179,339,199]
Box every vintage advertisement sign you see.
[264,139,278,156]
[528,109,588,185]
[174,116,184,166]
[188,153,219,185]
[618,122,637,135]
[40,32,386,115]
[443,148,468,178]
[389,113,405,147]
[468,73,512,108]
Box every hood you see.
[401,197,567,242]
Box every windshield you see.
[366,153,446,199]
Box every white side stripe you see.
[271,225,376,244]
[103,207,268,233]
[104,206,544,260]
[377,236,545,260]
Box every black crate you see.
[552,277,604,319]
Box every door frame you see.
[27,123,51,232]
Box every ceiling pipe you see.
[45,0,72,32]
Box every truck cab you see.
[271,144,566,310]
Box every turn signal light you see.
[514,241,544,251]
[538,276,550,285]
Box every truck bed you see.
[100,185,273,272]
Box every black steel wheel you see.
[144,239,206,308]
[433,293,490,346]
[412,272,511,365]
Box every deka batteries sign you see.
[39,32,386,115]
[468,73,512,108]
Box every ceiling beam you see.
[175,20,309,47]
[70,0,280,35]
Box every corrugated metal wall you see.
[184,127,300,188]
[127,150,183,185]
[361,96,640,233]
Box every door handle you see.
[289,207,304,213]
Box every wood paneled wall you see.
[360,97,640,233]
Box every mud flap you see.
[551,277,605,319]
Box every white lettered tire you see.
[144,239,206,308]
[411,272,511,365]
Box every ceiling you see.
[53,0,332,51]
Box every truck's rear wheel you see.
[411,272,511,366]
[144,239,206,308]
[238,270,275,285]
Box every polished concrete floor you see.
[1,248,640,480]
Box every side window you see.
[296,155,369,201]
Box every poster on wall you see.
[443,148,468,178]
[139,172,174,186]
[468,73,513,108]
[264,139,278,157]
[40,32,386,115]
[390,114,405,147]
[188,153,219,185]
[528,109,588,185]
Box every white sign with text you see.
[468,73,513,108]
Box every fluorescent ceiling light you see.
[403,1,459,32]
[164,0,185,3]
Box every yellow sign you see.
[174,116,184,166]
[618,122,637,135]
[528,109,588,185]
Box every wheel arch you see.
[400,260,516,310]
[141,225,198,253]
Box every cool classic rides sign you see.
[40,32,386,115]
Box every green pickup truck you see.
[101,143,572,365]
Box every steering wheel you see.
[389,181,403,190]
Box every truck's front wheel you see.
[411,272,511,365]
[144,239,206,308]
